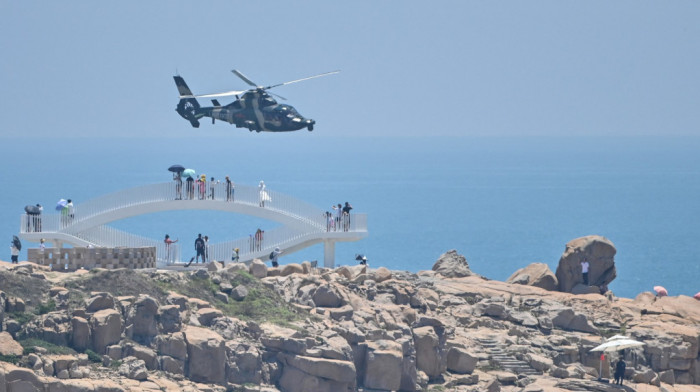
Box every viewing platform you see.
[19,182,367,268]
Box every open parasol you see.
[590,338,645,353]
[24,205,41,215]
[12,235,21,251]
[653,286,668,297]
[182,168,196,179]
[168,164,185,173]
[56,199,68,211]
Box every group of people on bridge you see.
[24,199,74,232]
[326,202,353,232]
[175,172,236,202]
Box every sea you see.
[2,134,699,300]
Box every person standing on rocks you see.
[10,242,19,264]
[581,258,590,285]
[614,356,626,385]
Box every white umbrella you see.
[590,337,645,380]
[606,335,632,341]
[590,338,645,352]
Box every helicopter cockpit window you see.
[277,105,299,116]
[260,96,276,107]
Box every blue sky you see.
[2,1,700,139]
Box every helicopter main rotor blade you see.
[268,92,287,101]
[196,89,247,99]
[231,70,258,87]
[263,70,340,90]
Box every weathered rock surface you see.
[0,332,23,356]
[507,262,558,291]
[126,294,159,344]
[1,241,700,391]
[555,235,617,292]
[90,308,122,354]
[432,249,473,277]
[183,326,226,384]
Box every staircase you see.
[476,336,541,376]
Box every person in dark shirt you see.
[342,202,353,231]
[194,234,205,263]
[614,357,626,385]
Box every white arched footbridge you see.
[19,182,367,268]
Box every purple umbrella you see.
[56,199,68,211]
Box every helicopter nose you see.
[291,117,314,125]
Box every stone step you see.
[475,337,542,376]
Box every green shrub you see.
[8,311,35,325]
[36,299,56,315]
[85,349,102,363]
[0,354,20,364]
[20,338,76,356]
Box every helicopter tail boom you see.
[174,76,201,128]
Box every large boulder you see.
[118,356,148,381]
[446,347,477,374]
[312,284,345,308]
[278,353,356,392]
[157,332,188,361]
[85,292,116,313]
[157,304,182,333]
[363,340,404,391]
[549,306,597,334]
[70,316,90,351]
[335,265,366,280]
[126,295,159,344]
[0,332,23,356]
[555,235,616,293]
[183,326,226,384]
[506,263,558,291]
[226,341,262,385]
[90,309,123,354]
[280,263,304,276]
[413,326,447,379]
[432,250,473,278]
[249,259,267,279]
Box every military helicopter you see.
[174,69,339,132]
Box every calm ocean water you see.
[2,135,699,299]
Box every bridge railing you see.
[20,214,61,234]
[24,182,329,232]
[209,183,327,227]
[207,224,318,263]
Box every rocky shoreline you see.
[0,235,699,391]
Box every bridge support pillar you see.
[323,241,335,269]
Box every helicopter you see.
[174,69,339,132]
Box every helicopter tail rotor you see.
[174,76,202,128]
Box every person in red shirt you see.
[164,234,178,263]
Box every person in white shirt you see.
[581,258,590,285]
[67,199,75,221]
[270,247,282,267]
[10,244,19,264]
